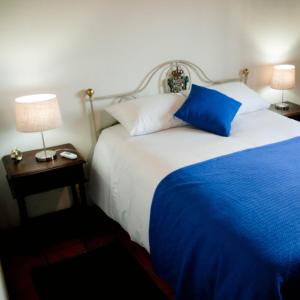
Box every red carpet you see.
[1,207,173,300]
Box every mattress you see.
[89,109,300,251]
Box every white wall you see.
[240,0,300,102]
[0,261,8,300]
[0,0,299,228]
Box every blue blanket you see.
[149,137,300,300]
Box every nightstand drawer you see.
[9,164,85,197]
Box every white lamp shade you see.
[271,64,296,90]
[15,94,62,132]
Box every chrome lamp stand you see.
[275,90,289,110]
[35,131,57,162]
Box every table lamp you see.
[15,94,62,162]
[271,64,296,110]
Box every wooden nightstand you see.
[269,101,300,121]
[2,143,86,224]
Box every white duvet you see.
[89,109,300,251]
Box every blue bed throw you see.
[149,137,300,300]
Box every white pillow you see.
[105,93,186,136]
[210,82,270,115]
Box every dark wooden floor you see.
[0,206,173,300]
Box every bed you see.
[86,61,300,300]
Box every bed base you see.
[102,208,174,299]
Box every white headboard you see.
[84,60,249,140]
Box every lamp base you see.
[275,102,289,110]
[35,149,57,162]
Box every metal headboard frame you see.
[84,60,249,140]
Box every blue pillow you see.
[175,84,241,137]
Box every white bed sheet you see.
[89,109,300,251]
